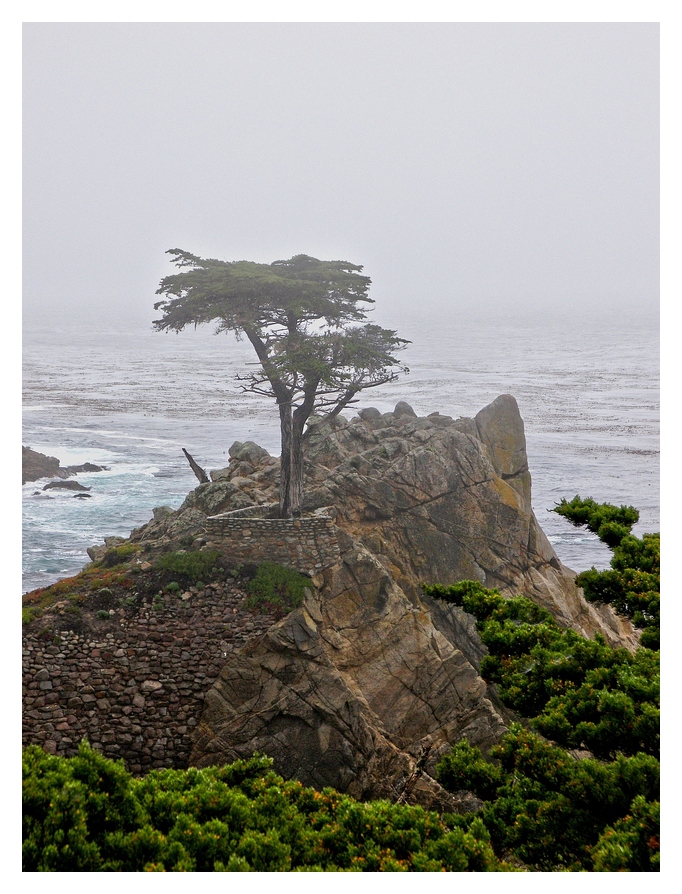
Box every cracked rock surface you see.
[185,394,638,806]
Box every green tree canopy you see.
[154,250,408,517]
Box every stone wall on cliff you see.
[204,506,341,574]
[22,583,275,772]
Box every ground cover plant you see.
[21,546,227,628]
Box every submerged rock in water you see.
[42,480,91,492]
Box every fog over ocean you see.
[22,307,659,594]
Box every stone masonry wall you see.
[204,510,340,575]
[22,583,275,774]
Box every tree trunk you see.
[279,401,293,518]
[280,400,310,518]
[289,418,305,518]
[182,448,210,484]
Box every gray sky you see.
[23,22,659,330]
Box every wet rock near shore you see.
[22,445,107,486]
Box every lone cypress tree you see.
[154,250,408,517]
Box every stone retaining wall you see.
[22,584,275,774]
[205,508,340,574]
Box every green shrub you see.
[553,496,639,544]
[435,726,659,872]
[165,582,181,594]
[591,795,660,871]
[244,562,310,617]
[96,610,111,620]
[154,550,221,584]
[22,743,509,872]
[426,497,660,872]
[553,497,659,646]
[100,543,140,568]
[423,580,659,759]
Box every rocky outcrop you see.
[191,536,509,811]
[22,445,107,486]
[43,480,91,492]
[130,395,633,646]
[299,394,635,647]
[22,447,63,484]
[27,393,640,807]
[136,393,635,806]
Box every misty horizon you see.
[23,22,658,332]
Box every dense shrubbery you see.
[23,744,509,872]
[244,562,311,617]
[554,495,659,649]
[423,580,659,760]
[437,728,659,871]
[153,549,222,584]
[424,497,660,871]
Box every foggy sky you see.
[22,23,659,330]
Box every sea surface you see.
[22,310,659,594]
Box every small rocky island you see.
[22,445,107,487]
[22,395,637,811]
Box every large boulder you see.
[22,446,65,484]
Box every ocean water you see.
[22,311,659,594]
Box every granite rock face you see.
[182,394,638,804]
[299,394,636,646]
[191,538,506,811]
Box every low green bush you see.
[153,550,221,584]
[22,743,510,872]
[437,727,659,872]
[553,495,659,648]
[100,543,141,568]
[425,497,660,872]
[423,580,659,759]
[244,562,310,617]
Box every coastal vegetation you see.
[244,561,311,618]
[23,745,509,872]
[553,495,659,649]
[422,497,660,871]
